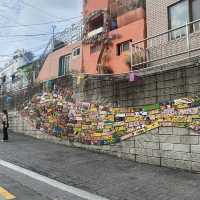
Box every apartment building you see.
[37,0,146,82]
[37,21,83,82]
[0,49,31,93]
[82,0,145,74]
[131,0,200,73]
[37,41,82,82]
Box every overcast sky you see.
[0,0,82,68]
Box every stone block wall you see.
[80,63,200,107]
[9,112,200,173]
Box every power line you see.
[0,33,52,38]
[20,0,66,20]
[0,16,81,29]
[0,9,47,37]
[0,55,10,57]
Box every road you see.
[0,163,103,200]
[0,131,200,200]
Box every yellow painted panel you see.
[0,187,15,200]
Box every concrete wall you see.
[80,62,200,107]
[9,112,200,173]
[83,0,109,16]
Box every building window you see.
[89,14,104,32]
[168,0,188,39]
[191,0,200,21]
[192,0,200,31]
[168,0,200,39]
[58,55,71,76]
[2,76,6,83]
[72,47,80,57]
[11,74,16,83]
[90,44,101,54]
[116,40,131,56]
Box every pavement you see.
[0,131,200,200]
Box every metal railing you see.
[40,20,83,64]
[131,19,200,71]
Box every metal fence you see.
[1,59,200,113]
[131,19,200,71]
[40,20,83,65]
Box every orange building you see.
[37,0,146,82]
[82,0,146,74]
[37,42,82,82]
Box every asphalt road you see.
[0,164,92,200]
[0,131,200,200]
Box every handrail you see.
[132,18,200,46]
[131,19,200,71]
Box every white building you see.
[0,49,31,93]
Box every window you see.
[168,0,200,39]
[11,74,16,83]
[116,40,131,56]
[90,44,101,54]
[58,55,71,76]
[192,0,200,31]
[192,0,200,21]
[89,14,104,32]
[2,76,6,83]
[73,48,80,57]
[168,0,188,39]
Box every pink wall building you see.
[37,42,82,82]
[37,0,146,82]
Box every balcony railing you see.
[131,19,200,72]
[40,20,83,64]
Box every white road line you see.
[0,160,110,200]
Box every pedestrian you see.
[2,110,9,142]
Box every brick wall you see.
[146,0,178,37]
[9,112,200,172]
[145,0,200,67]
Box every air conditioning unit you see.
[87,27,104,38]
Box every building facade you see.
[37,0,145,82]
[82,0,145,74]
[37,41,82,82]
[131,0,200,73]
[0,49,31,93]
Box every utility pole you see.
[52,25,56,48]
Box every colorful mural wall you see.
[21,86,200,145]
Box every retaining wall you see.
[80,62,200,107]
[9,112,200,173]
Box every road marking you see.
[0,187,15,200]
[0,160,110,200]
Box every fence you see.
[131,19,200,71]
[40,20,83,65]
[1,60,200,112]
[0,74,77,112]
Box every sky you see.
[0,0,82,68]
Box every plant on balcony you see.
[102,65,114,74]
[125,52,144,70]
[137,0,146,8]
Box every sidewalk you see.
[0,131,200,200]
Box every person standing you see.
[2,110,9,142]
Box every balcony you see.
[87,27,104,39]
[130,19,200,75]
